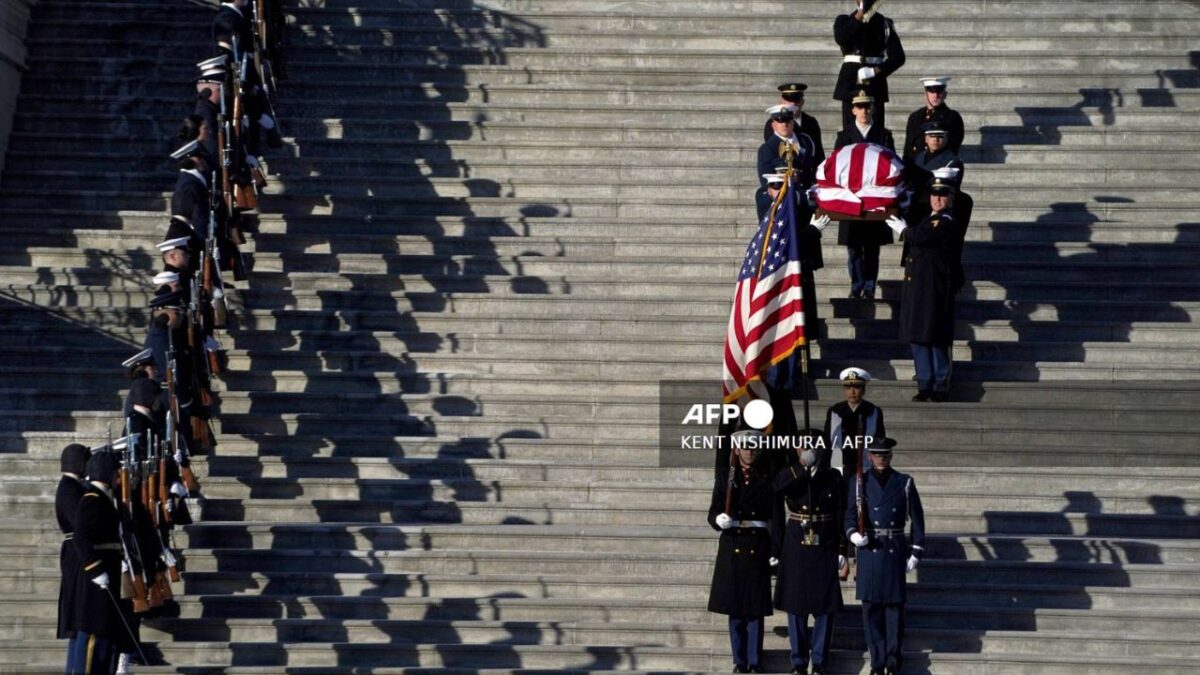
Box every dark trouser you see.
[841,99,887,130]
[802,267,820,332]
[862,602,905,671]
[788,612,834,669]
[728,616,765,669]
[846,244,881,296]
[910,342,952,394]
[66,631,117,675]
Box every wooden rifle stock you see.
[158,457,173,527]
[181,464,201,494]
[146,572,164,608]
[157,570,174,601]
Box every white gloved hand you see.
[171,481,188,498]
[857,66,877,81]
[120,560,130,575]
[906,555,919,572]
[162,549,178,567]
[810,213,831,233]
[850,532,868,548]
[92,572,110,590]
[174,449,184,465]
[885,215,907,235]
[838,555,847,568]
[715,513,735,530]
[769,556,779,568]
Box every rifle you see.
[118,425,151,613]
[206,193,228,330]
[723,443,736,515]
[862,0,887,22]
[217,84,235,219]
[153,438,181,586]
[163,365,201,494]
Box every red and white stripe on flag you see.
[815,142,906,217]
[722,259,806,402]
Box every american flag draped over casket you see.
[814,142,906,217]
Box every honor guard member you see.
[708,430,776,673]
[824,367,887,476]
[214,0,283,151]
[906,122,964,193]
[764,83,826,168]
[187,56,228,159]
[56,444,90,643]
[844,438,925,675]
[127,378,163,439]
[902,77,965,161]
[121,349,157,418]
[886,174,968,402]
[772,447,846,674]
[64,452,132,675]
[757,164,828,330]
[833,95,894,300]
[214,0,254,61]
[158,236,195,280]
[834,90,895,151]
[170,139,213,244]
[833,0,905,129]
[759,105,819,192]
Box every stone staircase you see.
[1,0,1199,672]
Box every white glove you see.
[170,481,188,498]
[174,449,184,465]
[715,513,735,530]
[259,113,276,130]
[838,555,847,568]
[162,549,178,567]
[120,560,130,575]
[885,215,907,235]
[857,66,877,81]
[810,213,831,233]
[850,532,868,547]
[907,555,919,572]
[769,556,779,568]
[92,572,110,590]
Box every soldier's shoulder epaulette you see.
[82,493,99,499]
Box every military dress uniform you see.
[64,454,132,675]
[56,444,91,641]
[844,446,925,675]
[833,5,906,129]
[762,84,826,169]
[901,78,965,161]
[708,453,776,673]
[823,368,887,477]
[898,177,969,400]
[773,461,846,674]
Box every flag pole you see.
[780,144,813,431]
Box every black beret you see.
[61,444,90,475]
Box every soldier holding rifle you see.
[707,429,776,674]
[833,0,905,129]
[844,438,925,675]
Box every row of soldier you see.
[710,368,925,675]
[56,2,288,673]
[753,0,970,402]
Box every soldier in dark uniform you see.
[708,431,776,673]
[833,0,905,129]
[823,367,886,477]
[756,165,827,332]
[56,444,90,643]
[772,446,846,674]
[758,106,819,192]
[844,439,925,675]
[901,77,965,161]
[905,122,964,196]
[834,90,896,151]
[886,175,969,401]
[170,139,214,247]
[186,57,228,160]
[64,452,131,675]
[763,83,826,169]
[833,91,895,300]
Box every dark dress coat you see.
[707,461,776,618]
[772,463,846,616]
[763,112,827,169]
[213,2,254,53]
[899,205,967,345]
[67,484,135,650]
[844,468,926,604]
[55,475,86,639]
[754,183,825,272]
[758,135,820,191]
[823,400,886,475]
[171,170,211,244]
[832,12,905,103]
[902,104,965,160]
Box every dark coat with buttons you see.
[844,468,926,603]
[899,205,967,345]
[833,12,906,103]
[772,463,845,616]
[55,475,86,639]
[67,484,135,651]
[707,460,776,617]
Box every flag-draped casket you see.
[815,142,906,219]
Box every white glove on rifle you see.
[769,557,779,568]
[715,513,735,530]
[857,66,877,81]
[885,215,907,235]
[92,572,110,590]
[120,561,130,575]
[170,481,188,498]
[850,532,868,547]
[906,555,920,572]
[838,555,847,568]
[810,213,831,233]
[162,549,178,567]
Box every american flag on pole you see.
[722,180,806,403]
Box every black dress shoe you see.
[748,667,765,674]
[732,666,749,674]
[930,391,948,402]
[912,391,930,402]
[849,289,861,299]
[791,666,809,674]
[811,665,826,674]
